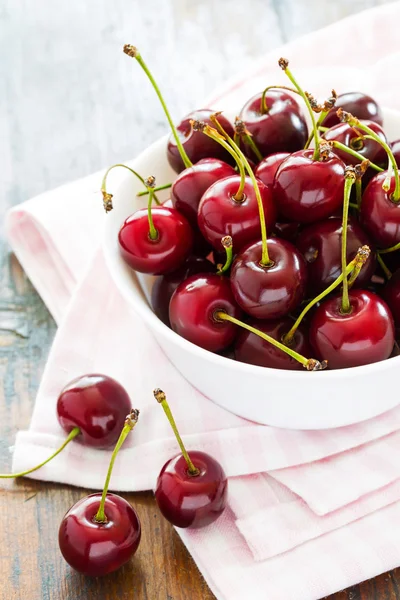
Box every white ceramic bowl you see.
[103,107,400,430]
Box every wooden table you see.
[1,1,399,598]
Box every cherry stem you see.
[216,312,326,371]
[377,254,392,280]
[304,112,329,149]
[216,236,233,274]
[260,85,301,114]
[0,427,80,479]
[153,389,199,476]
[123,45,192,169]
[147,187,158,240]
[101,164,158,212]
[338,109,400,201]
[278,58,320,161]
[323,140,383,172]
[242,133,263,162]
[209,115,272,266]
[355,178,363,209]
[94,409,139,523]
[341,170,356,313]
[137,183,172,198]
[379,241,400,255]
[283,246,370,345]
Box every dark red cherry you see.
[254,152,290,187]
[273,221,302,243]
[272,149,346,223]
[239,90,308,157]
[230,237,307,319]
[56,374,132,449]
[118,206,193,275]
[234,317,312,370]
[167,109,234,173]
[171,158,236,226]
[309,290,394,369]
[323,120,387,168]
[197,176,276,252]
[59,493,141,576]
[151,256,214,326]
[359,172,400,248]
[155,450,227,528]
[321,92,383,128]
[392,139,400,167]
[296,217,376,295]
[382,268,400,333]
[169,273,241,352]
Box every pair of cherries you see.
[3,374,227,576]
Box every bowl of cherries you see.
[103,46,400,430]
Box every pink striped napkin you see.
[6,3,400,598]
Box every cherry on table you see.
[309,289,395,369]
[321,92,383,128]
[154,389,227,528]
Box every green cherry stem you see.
[123,44,192,169]
[338,108,400,200]
[101,164,157,212]
[260,84,301,114]
[378,241,400,255]
[216,312,327,371]
[216,236,233,274]
[323,140,383,172]
[278,58,320,161]
[153,388,199,476]
[0,427,80,479]
[283,246,371,345]
[208,114,272,266]
[341,168,356,313]
[94,409,139,523]
[304,114,329,149]
[234,118,263,161]
[137,183,172,198]
[377,254,392,280]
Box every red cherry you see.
[382,268,400,332]
[167,109,234,173]
[169,273,241,352]
[296,217,376,295]
[155,450,227,528]
[273,220,302,243]
[272,149,346,223]
[118,206,193,275]
[234,317,312,370]
[59,493,141,576]
[57,374,132,449]
[197,176,276,252]
[321,92,383,128]
[171,158,236,226]
[309,290,394,369]
[323,120,387,167]
[151,256,214,326]
[254,152,290,187]
[230,237,307,320]
[359,172,400,247]
[239,90,308,157]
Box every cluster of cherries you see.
[102,46,400,372]
[2,375,227,575]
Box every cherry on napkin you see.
[6,3,400,599]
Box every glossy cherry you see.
[323,120,387,168]
[118,206,194,275]
[321,92,383,128]
[59,493,141,576]
[171,158,236,225]
[272,149,346,223]
[57,374,132,449]
[154,389,227,528]
[230,237,307,319]
[382,268,400,332]
[309,289,395,369]
[197,176,276,252]
[169,273,242,352]
[254,152,290,187]
[296,217,376,295]
[151,256,214,327]
[273,221,302,243]
[359,172,400,247]
[239,90,308,157]
[234,317,312,370]
[167,109,235,173]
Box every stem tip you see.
[123,44,138,58]
[306,359,328,371]
[278,57,289,70]
[102,191,113,213]
[153,388,166,403]
[221,235,233,249]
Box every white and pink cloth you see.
[6,3,400,599]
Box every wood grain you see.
[0,1,398,599]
